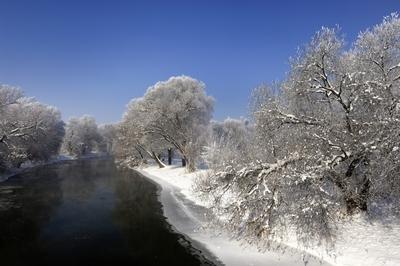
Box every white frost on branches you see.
[195,14,400,251]
[0,85,65,169]
[116,76,214,172]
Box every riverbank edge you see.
[134,169,224,266]
[135,165,332,266]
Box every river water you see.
[0,158,217,266]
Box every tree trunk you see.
[181,155,195,172]
[135,147,144,159]
[186,158,196,173]
[135,143,165,168]
[168,148,172,165]
[152,151,166,168]
[334,155,370,215]
[359,178,370,212]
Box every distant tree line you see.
[0,85,115,172]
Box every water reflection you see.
[0,167,63,264]
[0,159,216,266]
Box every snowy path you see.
[137,166,331,266]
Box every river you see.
[0,158,218,266]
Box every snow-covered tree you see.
[118,76,214,171]
[14,98,65,162]
[62,115,101,157]
[203,118,253,170]
[0,85,65,169]
[350,14,400,211]
[0,86,25,164]
[115,98,168,168]
[98,124,117,154]
[196,14,400,250]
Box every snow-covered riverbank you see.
[138,165,331,266]
[138,165,400,266]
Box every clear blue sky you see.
[0,0,399,124]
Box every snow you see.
[138,165,332,266]
[326,216,400,266]
[139,164,400,266]
[139,165,209,206]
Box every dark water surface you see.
[0,158,216,266]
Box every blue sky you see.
[0,0,399,124]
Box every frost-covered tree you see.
[350,14,400,211]
[115,98,168,168]
[62,115,101,157]
[118,76,214,171]
[0,85,65,169]
[114,118,147,168]
[98,124,117,154]
[203,118,253,170]
[14,98,65,162]
[0,86,24,161]
[273,14,400,215]
[196,14,400,250]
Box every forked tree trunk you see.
[344,176,370,214]
[135,143,166,168]
[333,155,370,215]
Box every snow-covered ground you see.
[331,216,400,266]
[139,165,400,266]
[138,165,332,266]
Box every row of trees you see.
[62,116,116,157]
[3,13,397,252]
[0,85,114,172]
[195,14,400,250]
[62,115,101,156]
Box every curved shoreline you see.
[136,166,332,266]
[135,169,223,266]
